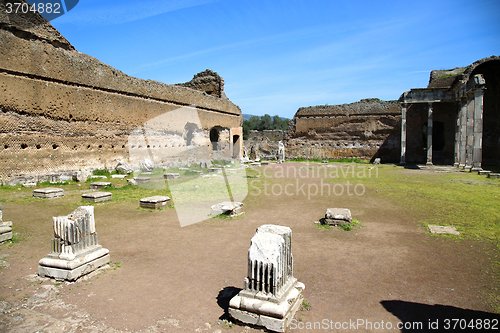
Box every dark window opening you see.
[210,128,219,151]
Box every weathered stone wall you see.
[0,3,242,183]
[285,99,401,161]
[244,130,284,160]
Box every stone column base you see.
[38,248,110,281]
[229,282,304,333]
[0,223,12,243]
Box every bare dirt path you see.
[0,163,499,332]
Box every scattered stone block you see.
[211,202,244,217]
[22,182,37,187]
[478,170,491,176]
[322,160,328,163]
[115,162,133,174]
[140,196,171,209]
[38,206,110,281]
[127,179,138,185]
[374,158,381,165]
[82,192,112,203]
[323,208,352,226]
[89,175,108,180]
[250,162,261,167]
[133,176,151,184]
[208,167,222,173]
[261,161,270,165]
[111,174,127,179]
[33,188,64,199]
[89,182,111,190]
[140,158,154,172]
[428,225,460,235]
[0,205,13,243]
[164,173,180,180]
[487,173,500,179]
[229,225,304,333]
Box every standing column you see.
[465,93,475,171]
[426,103,433,166]
[400,103,407,165]
[459,97,467,169]
[454,103,461,167]
[472,74,485,172]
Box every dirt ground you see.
[0,163,499,332]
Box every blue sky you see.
[52,0,500,119]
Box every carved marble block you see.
[38,206,110,281]
[229,224,304,332]
[0,205,13,243]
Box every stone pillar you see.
[38,206,110,281]
[229,225,304,333]
[459,97,467,169]
[465,93,475,171]
[472,74,485,171]
[454,103,461,167]
[400,103,407,165]
[426,103,433,166]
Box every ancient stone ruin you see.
[139,196,171,209]
[229,224,304,332]
[32,188,64,199]
[400,56,500,168]
[0,5,243,185]
[210,201,244,217]
[0,204,13,243]
[38,206,110,281]
[322,208,352,226]
[285,98,402,162]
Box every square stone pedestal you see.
[140,196,171,209]
[89,182,111,190]
[133,177,151,184]
[229,282,305,333]
[39,247,110,281]
[0,222,13,243]
[33,188,64,199]
[82,192,112,203]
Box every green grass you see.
[362,166,500,243]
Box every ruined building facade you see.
[0,3,243,183]
[248,57,499,168]
[400,56,500,168]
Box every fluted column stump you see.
[38,206,110,281]
[229,225,305,333]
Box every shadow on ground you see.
[216,286,242,320]
[381,300,500,332]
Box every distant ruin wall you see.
[244,130,284,160]
[285,99,401,161]
[0,5,242,183]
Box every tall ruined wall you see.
[0,3,242,182]
[285,99,401,161]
